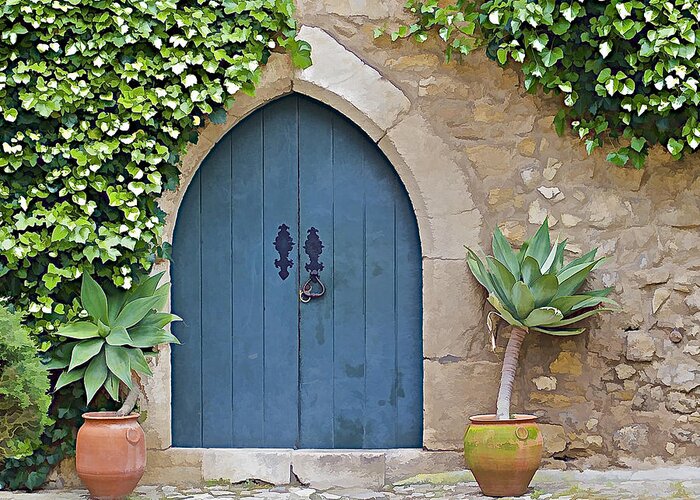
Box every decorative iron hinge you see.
[273,223,294,281]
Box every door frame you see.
[141,26,483,459]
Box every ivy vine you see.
[383,0,700,168]
[0,0,309,489]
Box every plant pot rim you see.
[82,411,140,421]
[469,414,538,424]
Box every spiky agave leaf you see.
[465,219,618,337]
[521,256,542,286]
[486,295,525,329]
[51,272,180,405]
[540,236,559,274]
[524,218,551,266]
[492,226,519,277]
[511,281,535,319]
[466,248,495,294]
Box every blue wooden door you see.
[171,94,422,449]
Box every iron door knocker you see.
[300,227,325,303]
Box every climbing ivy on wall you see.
[386,0,700,168]
[0,0,309,489]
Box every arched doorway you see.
[171,94,422,449]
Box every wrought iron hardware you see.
[300,227,325,303]
[273,224,294,281]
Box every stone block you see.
[626,331,656,361]
[685,288,700,313]
[665,391,697,414]
[613,425,649,452]
[585,191,630,229]
[416,211,483,260]
[549,351,583,376]
[464,144,514,179]
[384,450,464,483]
[294,26,410,140]
[532,376,557,391]
[379,112,478,218]
[652,288,671,314]
[142,448,204,486]
[422,259,484,359]
[614,364,636,380]
[423,360,500,450]
[202,449,292,485]
[657,362,700,392]
[517,137,537,157]
[539,424,567,456]
[291,451,384,489]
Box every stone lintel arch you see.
[143,25,482,455]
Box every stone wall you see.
[294,0,700,469]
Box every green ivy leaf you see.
[667,138,684,156]
[541,47,564,67]
[606,151,629,167]
[209,108,227,124]
[630,137,646,153]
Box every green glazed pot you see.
[464,414,543,497]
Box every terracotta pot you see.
[76,412,146,500]
[464,414,543,497]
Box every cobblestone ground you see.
[2,477,699,500]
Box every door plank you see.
[395,184,424,447]
[231,111,266,446]
[199,133,234,447]
[363,144,399,448]
[171,173,203,447]
[298,97,335,448]
[262,96,300,447]
[331,117,367,448]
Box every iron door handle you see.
[300,227,325,303]
[299,273,325,303]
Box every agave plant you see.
[51,272,180,411]
[466,219,617,420]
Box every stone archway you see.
[139,25,483,485]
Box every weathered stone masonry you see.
[294,0,700,468]
[128,0,700,483]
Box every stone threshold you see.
[142,448,465,489]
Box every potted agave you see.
[464,219,617,497]
[51,272,179,500]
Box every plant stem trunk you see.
[116,373,140,417]
[496,327,527,420]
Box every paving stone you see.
[325,488,386,499]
